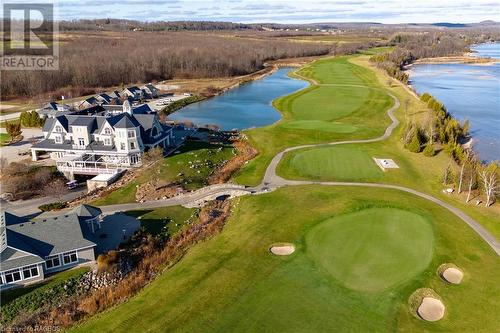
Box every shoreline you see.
[403,50,497,161]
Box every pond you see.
[168,68,308,130]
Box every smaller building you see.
[122,86,144,101]
[36,102,73,119]
[0,206,102,289]
[141,84,159,99]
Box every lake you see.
[410,43,500,162]
[168,68,308,130]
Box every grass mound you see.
[305,207,434,292]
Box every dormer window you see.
[55,125,63,133]
[104,128,112,135]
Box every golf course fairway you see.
[70,186,499,333]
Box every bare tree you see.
[478,161,499,207]
[457,150,471,193]
[465,160,478,203]
[142,147,164,164]
[43,179,69,200]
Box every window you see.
[22,265,39,279]
[63,251,78,265]
[4,269,22,283]
[104,138,111,146]
[0,275,4,285]
[45,255,61,269]
[120,142,126,150]
[55,135,62,144]
[128,130,135,138]
[55,125,63,133]
[130,142,136,149]
[104,128,112,135]
[78,138,85,146]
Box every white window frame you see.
[45,254,61,269]
[4,268,22,283]
[120,142,126,150]
[104,138,111,146]
[55,135,62,143]
[130,141,136,149]
[55,125,63,133]
[104,127,112,135]
[127,130,135,138]
[62,250,78,265]
[78,138,85,146]
[22,264,40,280]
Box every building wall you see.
[44,246,96,274]
[0,263,45,290]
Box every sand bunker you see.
[418,297,445,322]
[270,243,295,256]
[442,267,464,284]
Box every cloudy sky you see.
[4,0,500,23]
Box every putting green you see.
[281,146,383,181]
[306,207,434,292]
[281,120,357,133]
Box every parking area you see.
[147,94,191,111]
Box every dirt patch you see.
[208,139,258,184]
[269,243,295,256]
[418,297,446,322]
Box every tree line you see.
[1,31,331,99]
[401,93,499,207]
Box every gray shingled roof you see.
[113,114,140,129]
[0,246,44,271]
[9,213,96,257]
[73,205,102,219]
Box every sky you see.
[2,0,499,24]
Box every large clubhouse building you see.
[31,101,173,177]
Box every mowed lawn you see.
[306,207,434,292]
[233,56,393,186]
[70,186,500,333]
[278,145,383,181]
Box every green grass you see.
[125,206,196,236]
[0,267,89,305]
[233,56,393,186]
[279,145,383,181]
[70,186,500,333]
[306,207,434,292]
[92,141,235,206]
[0,133,10,145]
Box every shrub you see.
[406,131,422,153]
[38,202,68,211]
[97,250,119,272]
[423,142,436,157]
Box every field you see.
[70,50,499,332]
[70,186,500,332]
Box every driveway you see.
[0,127,43,163]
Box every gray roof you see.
[73,205,102,219]
[9,213,96,257]
[113,113,140,129]
[70,116,96,128]
[0,246,44,271]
